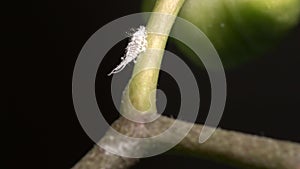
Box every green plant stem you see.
[123,0,186,113]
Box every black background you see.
[8,0,300,169]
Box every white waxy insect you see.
[108,26,148,76]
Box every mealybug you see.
[108,26,148,76]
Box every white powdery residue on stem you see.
[108,26,148,76]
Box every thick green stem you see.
[121,0,186,114]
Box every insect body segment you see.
[108,26,148,76]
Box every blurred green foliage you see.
[142,0,300,68]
